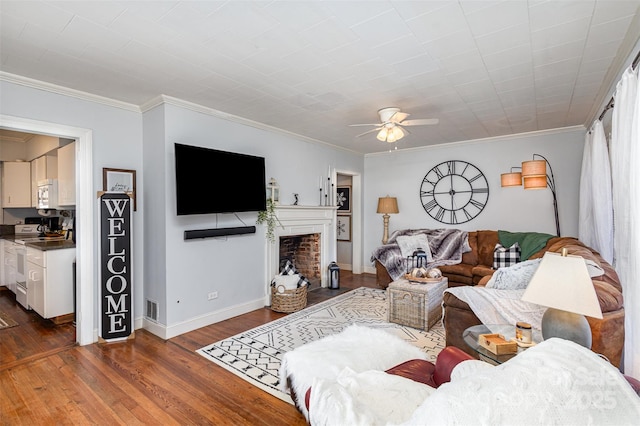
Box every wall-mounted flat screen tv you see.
[175,143,267,215]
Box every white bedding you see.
[309,368,435,426]
[309,338,640,425]
[278,324,427,421]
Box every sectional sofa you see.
[373,229,625,367]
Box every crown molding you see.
[0,72,140,113]
[142,95,363,156]
[365,125,587,158]
[1,72,361,155]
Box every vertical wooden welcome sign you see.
[99,191,134,342]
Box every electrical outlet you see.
[207,291,218,301]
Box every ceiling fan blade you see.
[400,118,439,126]
[389,112,409,123]
[348,123,382,127]
[355,127,382,137]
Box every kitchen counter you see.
[1,234,76,250]
[24,239,76,251]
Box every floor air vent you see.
[146,299,158,321]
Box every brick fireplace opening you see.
[279,233,321,287]
[264,205,336,305]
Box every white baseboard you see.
[88,316,150,343]
[141,298,265,340]
[364,265,376,274]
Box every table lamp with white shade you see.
[521,249,602,348]
[377,196,399,245]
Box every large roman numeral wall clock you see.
[419,160,489,224]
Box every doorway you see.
[336,172,362,275]
[0,114,94,346]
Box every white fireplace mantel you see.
[265,205,337,305]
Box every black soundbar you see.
[184,226,256,240]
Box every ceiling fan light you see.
[384,126,405,143]
[353,108,438,142]
[378,107,401,123]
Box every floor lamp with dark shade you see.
[500,153,560,237]
[377,196,398,244]
[521,249,602,348]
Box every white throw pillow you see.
[585,259,605,277]
[273,274,301,290]
[396,234,433,262]
[485,258,542,290]
[486,256,606,291]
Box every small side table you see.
[388,277,448,331]
[463,324,536,365]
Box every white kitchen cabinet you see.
[26,246,75,319]
[31,155,58,207]
[57,142,75,206]
[4,240,17,293]
[2,162,31,207]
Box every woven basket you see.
[271,285,307,313]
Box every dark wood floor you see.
[0,271,378,425]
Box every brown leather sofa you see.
[376,230,545,288]
[444,234,624,368]
[375,230,625,368]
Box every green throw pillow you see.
[497,230,554,260]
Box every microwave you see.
[37,179,59,209]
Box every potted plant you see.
[257,199,283,242]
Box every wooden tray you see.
[404,274,442,284]
[478,333,517,355]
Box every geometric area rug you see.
[196,287,445,404]
[0,311,18,329]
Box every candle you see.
[516,322,532,343]
[331,183,334,206]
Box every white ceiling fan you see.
[350,107,439,143]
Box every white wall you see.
[0,82,366,339]
[144,101,365,336]
[362,127,586,273]
[0,77,588,339]
[0,79,144,338]
[142,105,167,325]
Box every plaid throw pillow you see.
[297,276,310,288]
[493,242,521,269]
[280,260,297,275]
[273,259,310,288]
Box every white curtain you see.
[579,130,594,245]
[610,65,640,378]
[579,121,613,263]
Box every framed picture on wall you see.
[337,185,351,213]
[103,168,137,211]
[337,215,351,242]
